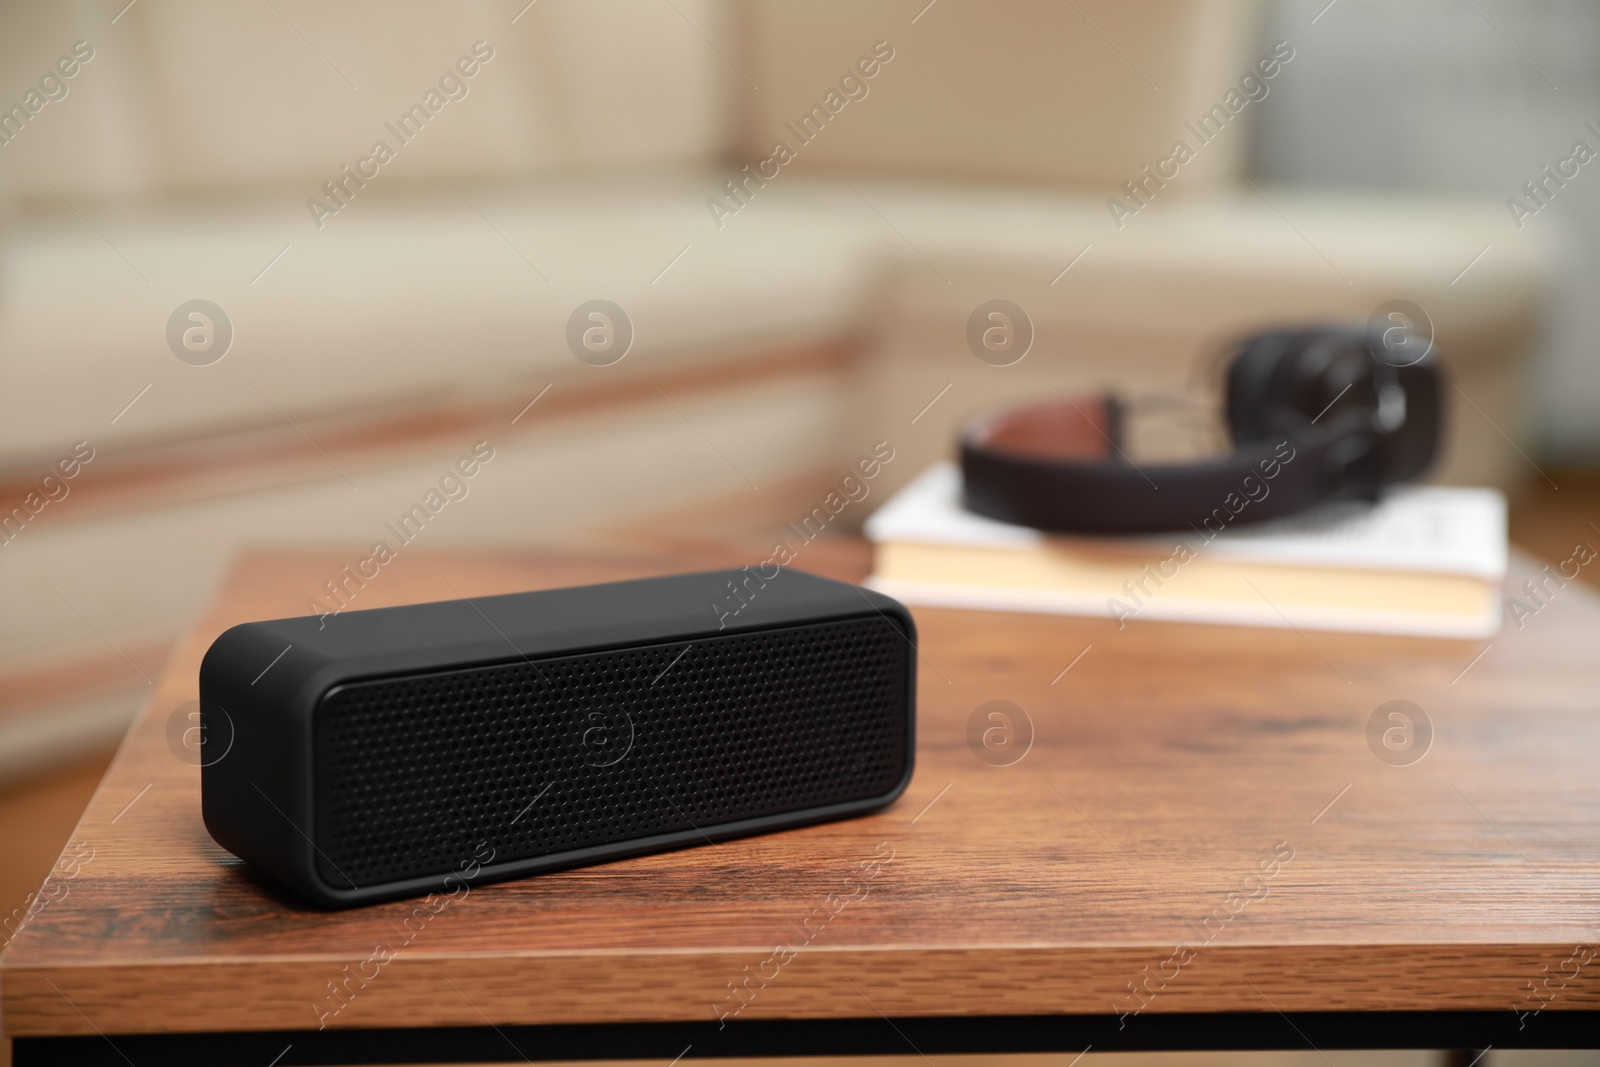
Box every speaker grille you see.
[312,616,909,888]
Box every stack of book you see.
[865,464,1506,637]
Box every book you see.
[864,463,1506,637]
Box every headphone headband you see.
[959,326,1442,534]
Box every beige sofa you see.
[0,0,1549,781]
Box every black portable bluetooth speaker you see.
[200,568,916,907]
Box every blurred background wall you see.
[1253,0,1600,461]
[0,0,1578,787]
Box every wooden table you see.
[4,544,1598,1065]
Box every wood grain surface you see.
[3,542,1598,1038]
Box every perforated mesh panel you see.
[312,616,909,888]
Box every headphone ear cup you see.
[1224,331,1299,443]
[1227,328,1381,444]
[1382,359,1442,483]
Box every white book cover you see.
[865,463,1507,579]
[864,464,1507,637]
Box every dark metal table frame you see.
[16,1011,1598,1066]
